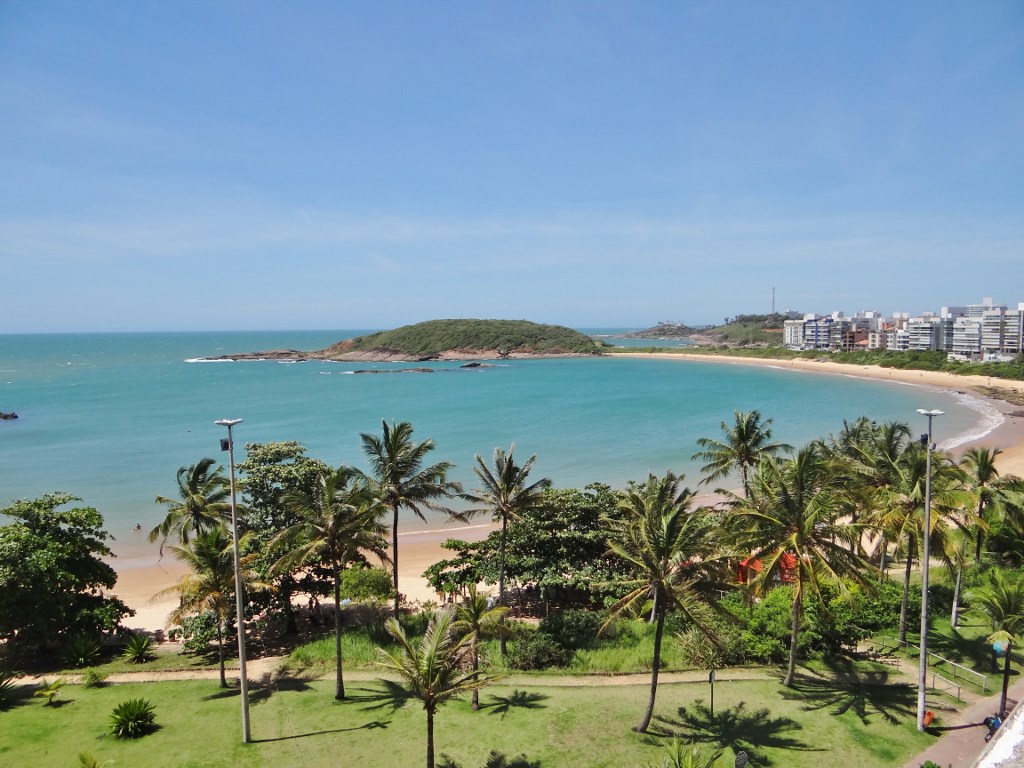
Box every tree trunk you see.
[634,599,666,733]
[899,536,914,646]
[471,644,480,711]
[783,580,802,688]
[1000,641,1012,717]
[426,706,435,768]
[282,573,298,634]
[333,562,345,700]
[499,514,508,656]
[392,503,401,619]
[976,499,986,564]
[217,620,227,688]
[951,566,963,628]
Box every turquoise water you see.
[0,331,991,560]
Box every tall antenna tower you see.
[772,287,776,315]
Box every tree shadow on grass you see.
[345,679,417,714]
[928,624,994,672]
[652,700,815,767]
[250,679,397,743]
[478,690,549,719]
[777,659,916,725]
[253,719,389,744]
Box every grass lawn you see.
[1,666,934,768]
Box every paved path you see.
[901,678,1024,768]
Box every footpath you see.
[901,678,1024,768]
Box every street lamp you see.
[215,418,250,744]
[916,408,943,732]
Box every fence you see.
[876,634,990,693]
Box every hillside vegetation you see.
[325,319,607,357]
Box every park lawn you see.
[2,669,934,768]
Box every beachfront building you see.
[782,298,1024,359]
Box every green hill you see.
[322,319,607,358]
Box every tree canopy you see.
[0,493,131,649]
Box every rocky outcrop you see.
[0,411,18,420]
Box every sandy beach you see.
[111,353,1024,634]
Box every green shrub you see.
[180,612,220,654]
[539,609,602,650]
[82,669,107,688]
[110,698,156,739]
[506,627,573,670]
[62,634,101,668]
[121,633,155,664]
[339,565,394,601]
[0,668,17,709]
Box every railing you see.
[875,634,990,693]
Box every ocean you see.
[0,330,997,563]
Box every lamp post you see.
[916,408,943,732]
[215,418,250,744]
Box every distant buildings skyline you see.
[783,297,1024,362]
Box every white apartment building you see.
[782,299,1023,359]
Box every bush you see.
[121,633,155,664]
[82,669,107,688]
[539,609,602,650]
[506,627,573,670]
[110,698,156,739]
[180,613,220,655]
[62,634,101,669]
[339,566,394,601]
[0,668,16,710]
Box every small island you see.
[204,319,609,362]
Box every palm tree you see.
[692,410,792,496]
[961,447,1020,564]
[270,467,388,699]
[460,445,551,653]
[868,446,972,645]
[155,526,268,687]
[376,606,492,768]
[452,585,508,710]
[360,421,461,617]
[604,471,721,733]
[150,458,231,555]
[969,569,1024,717]
[728,446,874,687]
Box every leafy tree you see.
[360,420,461,617]
[459,445,551,653]
[692,410,792,496]
[452,585,508,710]
[271,467,388,699]
[604,471,723,732]
[155,527,268,687]
[376,606,492,768]
[238,442,331,633]
[727,446,875,687]
[149,458,230,555]
[969,569,1024,717]
[424,484,629,609]
[0,494,131,650]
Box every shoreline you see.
[617,351,1024,475]
[110,352,1024,633]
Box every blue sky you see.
[2,2,1022,332]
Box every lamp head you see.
[214,418,244,427]
[915,409,944,417]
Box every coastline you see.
[617,352,1024,475]
[111,352,1024,633]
